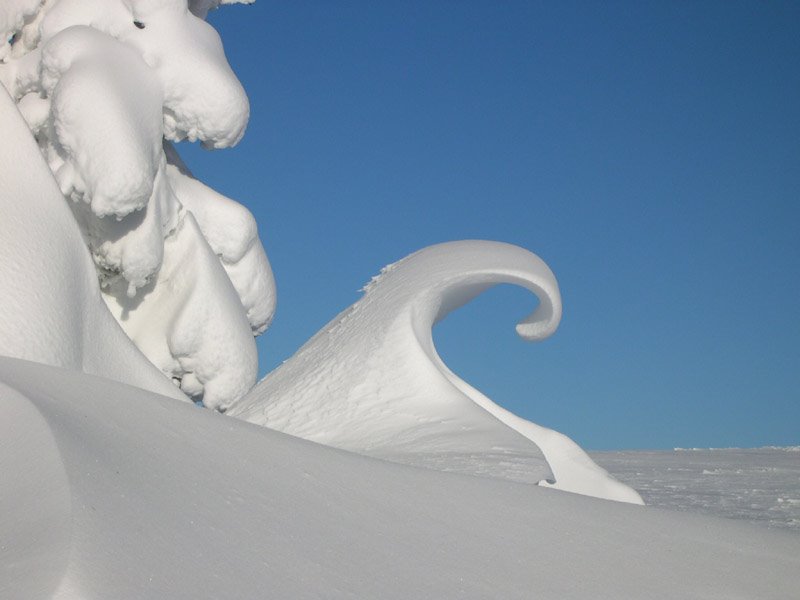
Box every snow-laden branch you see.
[0,0,275,408]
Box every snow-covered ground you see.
[594,447,800,532]
[2,357,799,600]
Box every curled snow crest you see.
[227,243,551,485]
[364,239,562,343]
[230,241,640,503]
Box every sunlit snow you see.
[0,1,798,598]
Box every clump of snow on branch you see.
[0,0,275,408]
[0,83,185,400]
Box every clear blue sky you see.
[181,1,800,450]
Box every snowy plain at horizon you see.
[180,1,800,451]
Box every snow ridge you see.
[229,240,640,503]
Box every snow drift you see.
[229,241,641,503]
[2,357,798,600]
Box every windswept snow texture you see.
[0,0,275,407]
[0,86,183,400]
[230,241,639,503]
[1,358,799,600]
[593,448,800,531]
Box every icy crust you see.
[0,86,185,399]
[229,241,638,503]
[0,0,274,406]
[3,357,799,600]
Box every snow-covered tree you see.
[1,0,275,410]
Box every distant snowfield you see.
[593,447,800,532]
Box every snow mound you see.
[229,241,639,503]
[2,357,798,600]
[0,0,275,406]
[0,85,183,399]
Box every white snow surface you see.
[1,357,798,600]
[594,448,800,532]
[230,241,641,504]
[3,3,797,596]
[0,0,275,407]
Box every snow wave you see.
[229,241,640,503]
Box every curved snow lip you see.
[372,240,562,344]
[230,240,639,503]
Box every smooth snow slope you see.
[0,86,183,401]
[1,357,798,600]
[230,241,640,503]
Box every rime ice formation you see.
[229,241,641,504]
[0,0,275,407]
[0,85,183,400]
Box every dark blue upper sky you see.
[181,1,799,449]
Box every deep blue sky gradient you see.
[181,1,800,449]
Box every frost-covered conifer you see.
[0,0,274,410]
